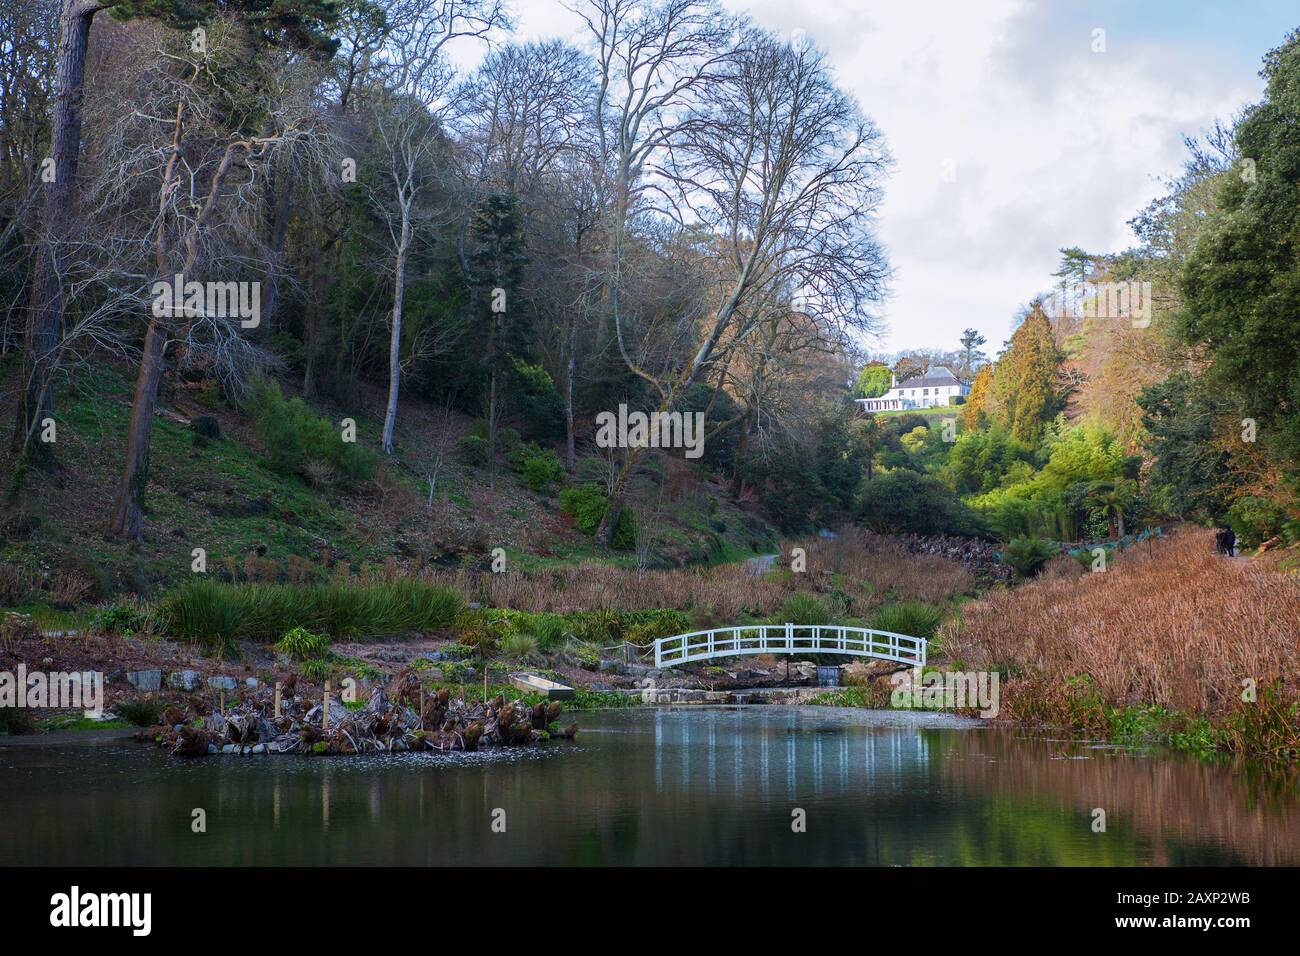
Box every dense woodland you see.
[1,0,1299,584]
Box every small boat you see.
[510,672,575,701]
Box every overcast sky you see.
[462,0,1299,356]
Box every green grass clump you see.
[777,592,831,625]
[871,601,944,639]
[500,632,539,661]
[1000,537,1058,577]
[156,578,464,646]
[807,686,872,708]
[568,688,636,709]
[275,626,330,661]
[90,601,152,636]
[115,697,165,727]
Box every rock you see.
[220,744,237,754]
[207,744,217,754]
[168,670,202,691]
[252,743,266,754]
[126,669,162,692]
[207,675,238,691]
[245,677,259,688]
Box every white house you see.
[857,365,969,411]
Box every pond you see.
[2,706,1296,865]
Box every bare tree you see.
[107,21,328,538]
[367,89,444,454]
[454,39,597,471]
[583,18,890,544]
[366,0,509,454]
[422,397,456,509]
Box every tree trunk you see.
[12,0,97,457]
[260,158,294,328]
[487,366,498,487]
[109,318,167,539]
[564,313,577,472]
[486,304,498,487]
[595,444,643,547]
[729,411,751,497]
[381,223,408,455]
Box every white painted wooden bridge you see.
[651,623,926,669]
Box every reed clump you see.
[943,528,1300,755]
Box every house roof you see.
[895,365,963,389]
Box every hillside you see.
[0,354,779,614]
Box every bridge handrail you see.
[651,622,926,669]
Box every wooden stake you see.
[219,690,225,714]
[274,681,282,719]
[323,681,331,732]
[483,665,488,702]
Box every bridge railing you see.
[652,623,926,669]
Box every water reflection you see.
[0,707,1295,865]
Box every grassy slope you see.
[0,354,778,604]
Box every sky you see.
[456,0,1300,356]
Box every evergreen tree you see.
[995,302,1060,446]
[1181,29,1300,462]
[963,364,993,431]
[468,192,528,482]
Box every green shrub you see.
[507,360,565,442]
[275,626,329,661]
[455,434,489,467]
[1000,537,1058,577]
[518,444,564,491]
[191,415,221,439]
[560,483,608,534]
[1225,496,1287,548]
[610,506,637,550]
[90,601,151,636]
[872,601,944,639]
[456,612,513,653]
[243,377,375,482]
[572,608,625,645]
[529,613,571,650]
[1071,545,1115,570]
[856,470,988,537]
[568,640,601,669]
[301,658,332,681]
[624,609,689,646]
[115,697,165,727]
[777,592,832,624]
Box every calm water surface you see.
[2,706,1297,865]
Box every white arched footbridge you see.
[651,623,926,669]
